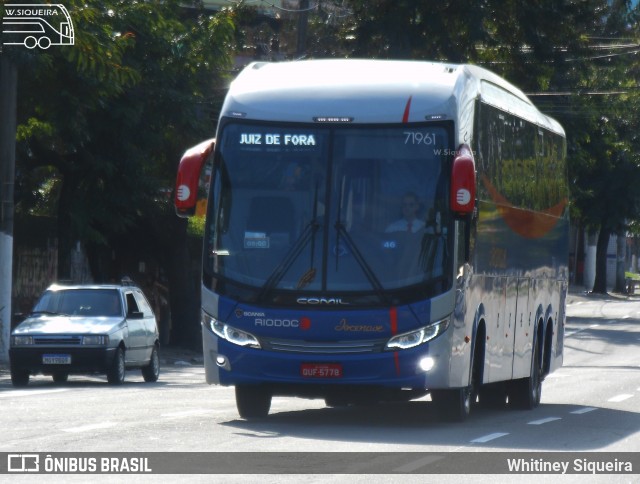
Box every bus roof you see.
[221,59,564,137]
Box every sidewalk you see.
[159,345,204,367]
[567,283,640,305]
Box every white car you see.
[9,280,160,386]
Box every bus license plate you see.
[301,363,342,378]
[42,354,72,365]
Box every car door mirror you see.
[128,311,144,320]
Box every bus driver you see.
[385,192,425,234]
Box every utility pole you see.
[296,0,309,59]
[0,55,18,363]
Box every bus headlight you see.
[202,312,261,349]
[384,318,449,351]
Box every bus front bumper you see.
[202,326,453,391]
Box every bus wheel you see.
[24,36,38,49]
[38,37,51,49]
[432,386,472,422]
[509,339,542,410]
[434,343,480,422]
[479,383,508,409]
[235,385,271,420]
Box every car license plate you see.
[42,354,72,365]
[301,363,342,378]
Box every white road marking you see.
[470,432,509,443]
[528,417,562,425]
[392,455,445,473]
[570,407,597,415]
[62,422,118,433]
[608,394,634,403]
[0,388,68,398]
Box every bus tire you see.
[235,385,271,420]
[24,36,38,49]
[438,386,473,422]
[38,37,51,49]
[434,341,480,422]
[479,383,508,409]
[509,337,542,410]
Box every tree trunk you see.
[56,176,73,281]
[592,228,611,294]
[165,213,200,349]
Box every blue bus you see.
[174,59,569,421]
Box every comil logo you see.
[2,4,75,49]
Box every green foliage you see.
[187,215,206,238]
[14,0,235,264]
[338,0,640,237]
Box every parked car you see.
[9,279,160,386]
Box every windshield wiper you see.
[334,178,388,304]
[333,222,389,305]
[258,181,321,300]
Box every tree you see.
[13,0,235,346]
[558,1,640,293]
[340,0,640,294]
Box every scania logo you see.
[235,309,265,318]
[296,297,349,305]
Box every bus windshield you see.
[205,122,453,304]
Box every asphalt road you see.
[1,289,640,482]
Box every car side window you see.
[125,292,140,316]
[133,290,154,318]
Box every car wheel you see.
[52,372,69,383]
[235,385,271,420]
[142,346,160,383]
[10,367,29,387]
[107,347,125,385]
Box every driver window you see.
[125,293,140,316]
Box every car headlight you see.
[385,318,449,351]
[12,335,34,346]
[82,335,109,345]
[202,312,261,349]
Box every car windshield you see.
[33,289,122,317]
[205,122,452,304]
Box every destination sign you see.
[239,133,316,146]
